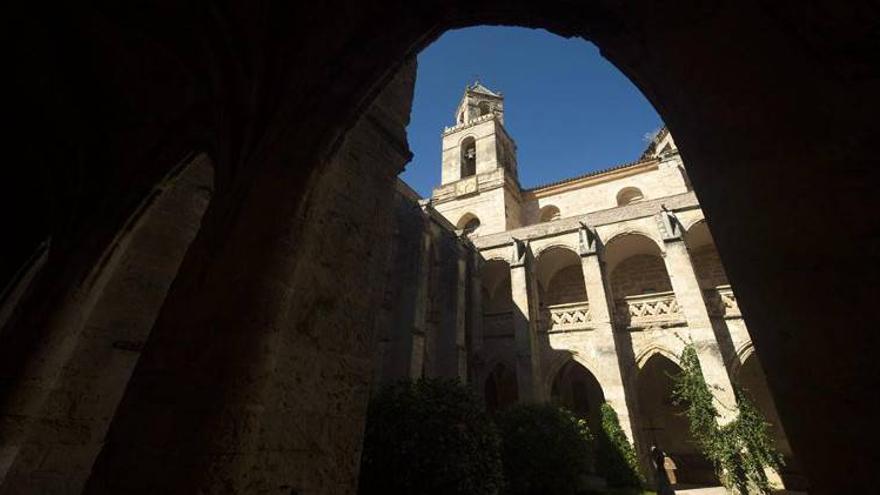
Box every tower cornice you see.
[442,112,497,136]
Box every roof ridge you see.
[525,157,658,192]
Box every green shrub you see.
[596,403,645,488]
[358,378,504,495]
[496,403,594,495]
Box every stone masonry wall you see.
[609,254,673,298]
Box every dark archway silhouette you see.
[2,2,876,492]
[550,360,605,429]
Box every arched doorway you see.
[637,353,719,488]
[737,352,808,490]
[550,360,605,428]
[485,361,518,412]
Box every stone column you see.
[509,238,541,402]
[577,223,636,441]
[468,249,484,355]
[657,208,737,420]
[454,245,469,381]
[408,230,432,379]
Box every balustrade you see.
[704,284,741,318]
[614,291,685,329]
[541,301,591,333]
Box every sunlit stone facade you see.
[375,82,803,488]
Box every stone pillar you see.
[509,238,541,402]
[657,208,737,420]
[468,249,484,355]
[454,245,468,381]
[577,223,636,442]
[408,230,432,379]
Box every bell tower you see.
[439,82,518,185]
[432,81,524,235]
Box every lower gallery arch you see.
[636,353,719,488]
[484,361,518,412]
[737,353,808,490]
[549,359,605,429]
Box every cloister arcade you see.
[469,202,802,486]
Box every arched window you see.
[616,186,644,206]
[457,213,481,236]
[538,205,561,223]
[478,101,491,116]
[461,137,476,178]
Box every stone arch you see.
[550,358,606,427]
[637,352,719,487]
[616,186,645,206]
[635,345,682,371]
[456,212,481,236]
[538,204,561,222]
[481,258,512,314]
[729,341,755,377]
[683,219,729,288]
[682,215,707,233]
[604,232,672,301]
[534,245,586,307]
[735,350,806,489]
[0,152,215,493]
[460,136,476,178]
[532,241,578,258]
[478,101,492,116]
[602,228,665,256]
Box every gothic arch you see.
[541,351,606,397]
[549,357,606,426]
[634,345,681,371]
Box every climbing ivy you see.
[671,344,784,494]
[596,402,645,488]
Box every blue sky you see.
[400,26,664,197]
